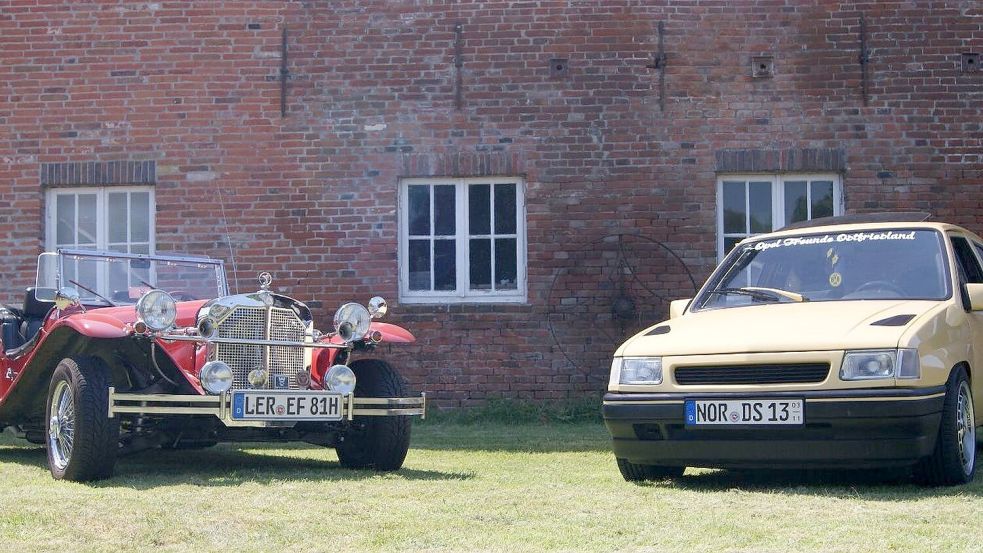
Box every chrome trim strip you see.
[159,334,346,349]
[108,388,425,423]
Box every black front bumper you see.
[603,387,946,469]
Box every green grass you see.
[1,421,982,552]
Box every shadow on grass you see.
[633,464,983,499]
[410,421,612,453]
[0,443,474,488]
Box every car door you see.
[949,234,983,417]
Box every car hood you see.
[619,300,944,357]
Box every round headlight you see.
[333,302,371,342]
[135,290,177,331]
[325,364,356,395]
[199,361,233,394]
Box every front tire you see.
[616,457,685,482]
[915,366,976,486]
[335,359,411,471]
[45,356,120,481]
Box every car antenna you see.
[216,186,240,294]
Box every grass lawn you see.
[1,421,982,552]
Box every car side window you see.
[951,237,983,283]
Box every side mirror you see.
[368,296,388,319]
[669,298,692,319]
[966,283,983,311]
[54,287,81,311]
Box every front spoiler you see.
[108,387,426,428]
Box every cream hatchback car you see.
[604,214,983,485]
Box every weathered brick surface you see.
[0,1,980,406]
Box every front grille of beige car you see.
[674,363,830,385]
[215,306,307,390]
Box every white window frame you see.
[399,177,527,304]
[716,174,843,261]
[44,186,156,254]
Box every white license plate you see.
[231,391,344,421]
[685,399,804,426]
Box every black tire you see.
[915,366,977,486]
[616,457,685,482]
[335,359,411,471]
[45,356,120,481]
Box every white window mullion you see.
[457,179,468,298]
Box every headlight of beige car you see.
[840,348,920,380]
[615,357,663,385]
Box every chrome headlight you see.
[616,357,664,385]
[840,348,920,380]
[325,364,356,395]
[199,361,233,394]
[135,290,177,331]
[333,302,371,342]
[840,348,921,380]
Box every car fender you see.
[369,322,416,343]
[54,312,130,338]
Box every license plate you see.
[231,391,344,421]
[685,398,804,426]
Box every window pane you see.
[724,236,743,255]
[131,192,150,243]
[78,259,98,297]
[494,183,517,235]
[108,192,128,244]
[408,239,431,290]
[109,259,129,299]
[722,181,746,234]
[56,194,76,245]
[494,238,518,290]
[469,238,492,290]
[748,181,772,233]
[408,185,430,236]
[784,181,808,224]
[433,185,455,236]
[434,239,456,291]
[469,184,491,235]
[810,180,834,219]
[77,194,98,245]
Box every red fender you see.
[56,312,130,338]
[369,322,416,343]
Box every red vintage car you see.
[0,249,425,481]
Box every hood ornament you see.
[258,272,273,291]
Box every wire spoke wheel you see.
[47,380,75,472]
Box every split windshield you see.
[695,229,951,311]
[37,250,228,305]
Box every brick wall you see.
[0,1,980,406]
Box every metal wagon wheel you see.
[546,232,697,385]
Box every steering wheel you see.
[851,280,905,297]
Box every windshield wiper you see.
[708,287,808,303]
[742,286,808,302]
[68,279,117,307]
[138,278,158,290]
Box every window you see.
[45,187,156,295]
[399,178,526,303]
[717,174,843,259]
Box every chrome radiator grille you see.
[215,306,307,390]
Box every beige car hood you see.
[620,300,943,357]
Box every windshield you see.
[695,229,951,311]
[37,250,228,305]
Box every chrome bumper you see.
[107,387,426,427]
